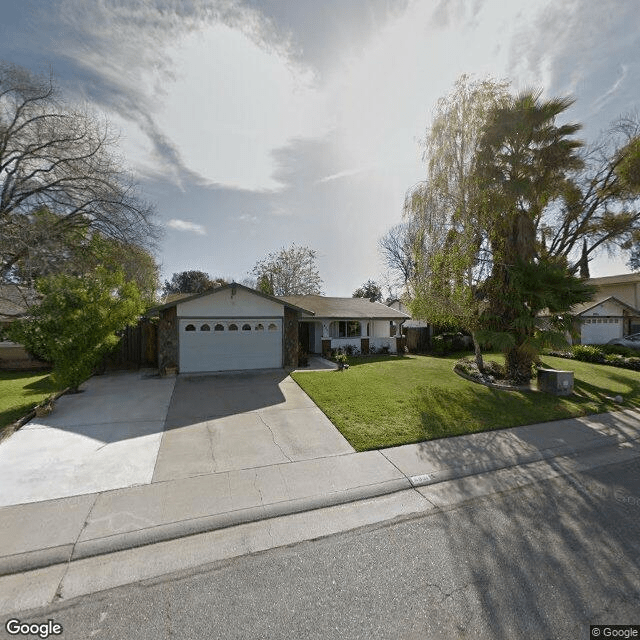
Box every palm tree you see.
[476,91,585,382]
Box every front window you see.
[330,321,361,338]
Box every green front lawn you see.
[0,371,62,434]
[291,354,640,451]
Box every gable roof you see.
[278,295,410,319]
[149,282,313,315]
[572,296,640,316]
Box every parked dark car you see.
[607,333,640,349]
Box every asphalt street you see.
[3,458,640,640]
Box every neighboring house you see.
[279,295,409,357]
[572,296,640,345]
[572,273,640,345]
[0,284,44,369]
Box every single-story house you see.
[152,284,410,374]
[280,295,410,357]
[152,283,311,374]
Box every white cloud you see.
[155,23,329,191]
[166,219,207,235]
[50,0,329,191]
[592,64,629,113]
[316,167,373,183]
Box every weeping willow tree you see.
[406,75,510,370]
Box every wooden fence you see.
[403,326,431,353]
[105,318,158,369]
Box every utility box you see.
[537,368,574,396]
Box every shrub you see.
[544,349,574,359]
[10,268,144,392]
[571,345,605,363]
[600,344,638,357]
[619,357,640,371]
[432,332,469,355]
[544,345,640,372]
[343,344,360,357]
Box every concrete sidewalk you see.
[2,407,640,577]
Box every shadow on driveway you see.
[164,369,291,430]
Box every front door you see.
[299,322,310,353]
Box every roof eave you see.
[148,282,314,316]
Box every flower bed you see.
[454,357,535,391]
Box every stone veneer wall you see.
[158,306,178,374]
[283,306,299,368]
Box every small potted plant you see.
[335,353,349,370]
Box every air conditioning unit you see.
[537,368,574,396]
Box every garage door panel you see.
[581,318,622,345]
[179,319,282,372]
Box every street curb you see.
[0,479,411,576]
[2,415,640,577]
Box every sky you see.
[1,0,639,296]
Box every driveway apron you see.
[151,370,354,482]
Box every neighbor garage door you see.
[179,319,282,373]
[581,317,622,345]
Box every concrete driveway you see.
[0,372,176,507]
[0,369,353,506]
[152,370,354,481]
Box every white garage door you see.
[581,317,622,345]
[179,319,282,373]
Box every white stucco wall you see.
[177,287,284,318]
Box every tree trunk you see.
[505,346,534,384]
[471,331,484,371]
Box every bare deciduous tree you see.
[251,244,323,296]
[0,62,158,286]
[542,114,640,272]
[378,222,417,289]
